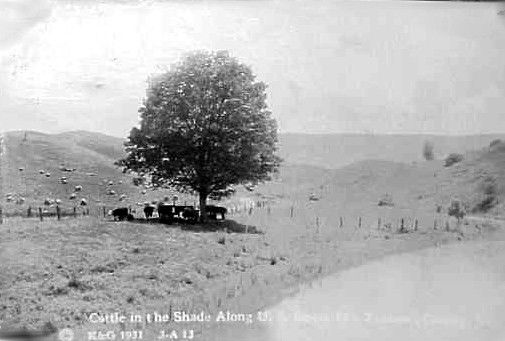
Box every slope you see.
[279,133,505,169]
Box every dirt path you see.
[207,234,505,341]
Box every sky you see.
[0,0,505,138]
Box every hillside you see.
[1,130,504,221]
[279,133,505,169]
[0,131,188,215]
[0,131,328,215]
[299,140,505,230]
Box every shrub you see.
[447,199,466,221]
[378,193,394,207]
[481,176,498,196]
[489,139,502,148]
[473,195,497,213]
[422,141,434,161]
[444,153,464,167]
[489,139,505,152]
[472,176,499,212]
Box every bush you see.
[489,139,502,148]
[444,153,464,167]
[473,195,497,213]
[481,176,498,196]
[422,141,434,161]
[448,199,466,221]
[473,176,499,213]
[489,139,505,152]
[378,193,394,206]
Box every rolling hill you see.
[1,130,504,220]
[278,133,505,169]
[0,131,182,215]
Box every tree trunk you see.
[199,191,208,223]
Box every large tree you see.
[119,51,281,222]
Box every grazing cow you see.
[157,204,175,223]
[182,207,199,223]
[74,185,83,192]
[144,205,155,219]
[206,205,227,220]
[70,193,77,200]
[80,198,88,206]
[111,207,129,221]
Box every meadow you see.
[1,131,504,338]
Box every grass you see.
[0,201,493,339]
[2,131,505,338]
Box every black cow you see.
[182,207,199,223]
[111,207,133,221]
[144,205,155,219]
[206,205,227,220]
[157,204,173,223]
[158,204,198,223]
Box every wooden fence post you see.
[56,205,61,221]
[414,219,418,231]
[290,206,294,218]
[38,207,43,222]
[434,219,437,230]
[378,217,381,230]
[103,206,106,218]
[0,206,3,225]
[27,206,32,218]
[73,207,77,218]
[358,217,362,229]
[400,218,404,232]
[339,216,343,228]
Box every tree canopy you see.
[119,50,281,221]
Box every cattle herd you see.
[110,202,227,223]
[7,162,261,224]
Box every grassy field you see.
[2,131,505,339]
[0,198,497,339]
